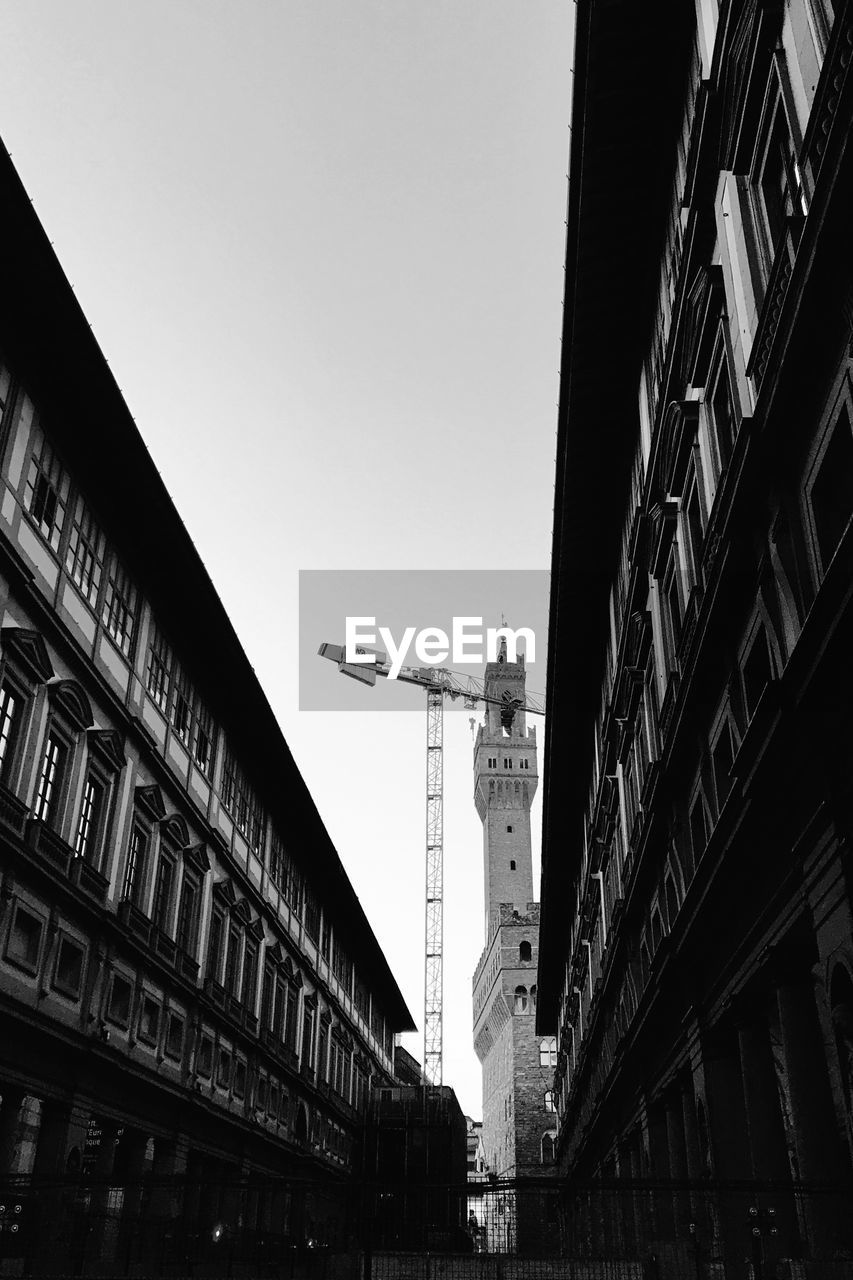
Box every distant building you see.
[393,1043,425,1086]
[538,0,853,1270]
[471,645,556,1249]
[360,1085,468,1251]
[0,139,414,1270]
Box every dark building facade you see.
[359,1085,468,1251]
[0,140,414,1269]
[538,0,853,1271]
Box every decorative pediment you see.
[48,679,94,730]
[681,265,726,388]
[281,954,294,978]
[303,991,318,1011]
[184,842,211,875]
[267,942,286,967]
[292,970,303,990]
[319,1008,332,1028]
[160,813,191,849]
[1,627,54,685]
[232,897,253,926]
[87,729,126,773]
[136,784,166,821]
[247,917,265,942]
[212,877,237,907]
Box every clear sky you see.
[1,1,573,1119]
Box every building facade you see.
[0,142,414,1269]
[538,0,853,1270]
[471,649,556,1205]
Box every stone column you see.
[736,1012,793,1272]
[86,1119,121,1275]
[776,975,851,1256]
[703,1036,752,1276]
[115,1128,151,1274]
[144,1134,189,1274]
[29,1099,92,1275]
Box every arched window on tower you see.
[531,984,537,1011]
[539,1037,557,1068]
[519,941,531,963]
[514,986,528,1014]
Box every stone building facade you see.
[471,650,556,1204]
[538,0,853,1271]
[0,140,414,1270]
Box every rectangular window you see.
[0,682,21,782]
[152,855,175,934]
[24,429,68,551]
[176,872,200,954]
[164,1013,184,1061]
[194,700,215,776]
[207,908,225,983]
[689,793,709,863]
[197,1035,214,1077]
[107,973,132,1027]
[810,405,853,574]
[663,553,683,665]
[75,772,106,863]
[171,664,193,745]
[234,1060,246,1099]
[302,1004,315,1068]
[712,721,735,810]
[217,1048,232,1088]
[34,731,68,828]
[66,498,106,607]
[146,627,172,712]
[53,935,85,998]
[742,626,773,719]
[758,99,807,264]
[242,940,258,1012]
[225,925,242,998]
[6,904,44,973]
[261,962,274,1028]
[122,821,149,904]
[138,995,161,1045]
[304,884,320,942]
[709,354,737,473]
[102,558,137,657]
[284,985,298,1051]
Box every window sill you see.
[118,898,152,944]
[0,783,28,836]
[26,819,73,876]
[69,855,109,905]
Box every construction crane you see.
[318,640,545,1086]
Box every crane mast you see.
[424,689,443,1084]
[318,640,543,1086]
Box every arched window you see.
[513,986,528,1014]
[539,1037,557,1068]
[541,1132,556,1164]
[519,941,531,963]
[544,1090,556,1112]
[531,984,537,1010]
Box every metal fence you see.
[1,1175,852,1279]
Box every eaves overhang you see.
[537,0,695,1030]
[0,141,415,1033]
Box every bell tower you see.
[473,641,538,935]
[471,639,555,1234]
